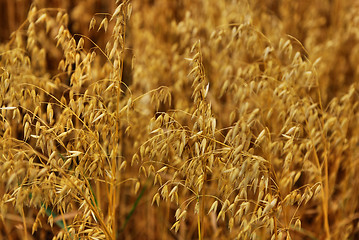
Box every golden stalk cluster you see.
[1,0,359,239]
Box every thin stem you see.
[112,2,128,238]
[315,77,331,239]
[197,196,202,240]
[21,207,28,240]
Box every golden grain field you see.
[1,0,359,239]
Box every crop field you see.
[0,0,359,239]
